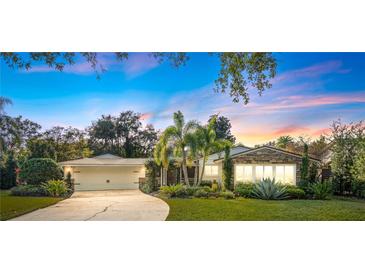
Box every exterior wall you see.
[231,148,309,185]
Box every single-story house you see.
[59,154,147,191]
[59,146,321,191]
[199,145,321,186]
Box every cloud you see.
[140,112,154,121]
[122,53,160,78]
[274,60,350,83]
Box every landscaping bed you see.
[0,191,63,221]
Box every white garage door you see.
[73,166,144,191]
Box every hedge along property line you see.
[19,158,63,185]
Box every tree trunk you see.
[194,160,198,186]
[199,154,207,185]
[182,150,190,186]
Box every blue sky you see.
[1,52,365,146]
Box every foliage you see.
[214,53,276,104]
[19,158,63,185]
[42,180,69,197]
[308,162,319,183]
[351,180,365,199]
[234,183,254,198]
[160,184,186,198]
[0,152,17,189]
[330,120,365,195]
[10,184,47,196]
[220,191,235,199]
[88,111,158,158]
[276,135,294,150]
[193,188,209,198]
[1,53,277,104]
[222,145,233,191]
[285,185,306,199]
[65,171,73,190]
[211,182,219,192]
[154,111,199,185]
[208,115,236,144]
[251,178,289,200]
[310,181,332,200]
[144,159,159,192]
[0,96,12,114]
[200,180,213,187]
[300,143,309,182]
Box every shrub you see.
[65,171,73,190]
[352,180,365,199]
[200,180,212,187]
[252,178,289,200]
[0,152,17,190]
[10,184,47,196]
[310,180,332,200]
[160,184,186,198]
[234,183,254,198]
[42,180,68,197]
[19,158,63,185]
[211,182,219,192]
[140,183,152,194]
[220,191,235,199]
[194,188,209,198]
[285,185,306,199]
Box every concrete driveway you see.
[12,190,169,221]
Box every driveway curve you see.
[12,190,169,221]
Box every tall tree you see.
[155,111,198,185]
[1,52,276,104]
[222,144,234,191]
[88,111,158,157]
[208,115,236,144]
[300,143,309,183]
[196,116,231,184]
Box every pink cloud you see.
[140,112,153,120]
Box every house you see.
[59,154,147,191]
[59,146,321,191]
[202,145,321,186]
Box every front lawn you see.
[164,197,365,221]
[0,191,63,221]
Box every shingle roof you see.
[59,154,148,166]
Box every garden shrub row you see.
[10,180,70,197]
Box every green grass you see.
[0,191,63,221]
[164,197,365,221]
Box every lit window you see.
[275,166,285,184]
[236,165,244,182]
[205,165,218,176]
[255,166,264,182]
[284,165,295,184]
[243,165,253,182]
[264,166,273,179]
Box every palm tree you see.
[154,138,169,186]
[197,116,231,184]
[276,135,294,149]
[154,111,199,185]
[0,96,12,114]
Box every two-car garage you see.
[59,154,146,191]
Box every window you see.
[204,165,218,176]
[236,165,253,182]
[235,164,296,185]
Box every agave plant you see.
[252,178,289,200]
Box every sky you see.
[1,52,365,146]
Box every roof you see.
[59,154,148,166]
[202,145,251,165]
[214,145,321,163]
